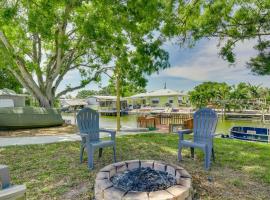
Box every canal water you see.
[62,114,270,134]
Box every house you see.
[127,88,189,108]
[86,96,128,115]
[60,99,87,111]
[0,89,27,108]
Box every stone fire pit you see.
[95,160,192,200]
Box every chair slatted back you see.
[193,108,218,143]
[77,108,100,142]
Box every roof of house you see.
[89,96,126,101]
[61,99,87,107]
[129,89,187,98]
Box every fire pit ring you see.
[95,160,192,200]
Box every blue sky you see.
[59,38,270,96]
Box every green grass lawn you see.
[1,133,270,199]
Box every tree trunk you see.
[37,99,51,108]
[9,68,52,108]
[116,67,121,132]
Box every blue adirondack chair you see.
[76,108,116,169]
[178,108,218,170]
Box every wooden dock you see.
[137,113,193,133]
[221,112,270,121]
[99,110,128,116]
[136,110,270,133]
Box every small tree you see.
[189,82,231,108]
[81,0,171,130]
[0,0,172,113]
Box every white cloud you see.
[157,39,270,86]
[58,38,270,96]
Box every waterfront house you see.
[86,96,128,115]
[127,88,189,109]
[60,99,87,111]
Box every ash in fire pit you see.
[95,160,193,200]
[110,167,176,192]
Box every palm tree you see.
[229,83,250,111]
[248,83,262,99]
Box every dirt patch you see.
[191,166,270,200]
[0,124,78,137]
[63,182,90,200]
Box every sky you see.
[59,38,270,96]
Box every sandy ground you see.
[0,124,78,137]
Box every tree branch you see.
[56,84,88,98]
[37,34,42,65]
[45,3,74,101]
[0,31,14,52]
[55,67,109,98]
[0,29,50,106]
[32,34,44,88]
[8,68,35,97]
[49,3,73,83]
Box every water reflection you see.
[62,113,270,134]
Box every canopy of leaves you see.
[166,0,270,75]
[0,0,111,107]
[0,0,172,107]
[247,41,270,75]
[80,0,172,89]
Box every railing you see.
[137,116,157,128]
[137,113,193,130]
[157,113,192,125]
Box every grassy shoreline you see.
[1,133,269,199]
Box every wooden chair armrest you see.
[178,129,193,140]
[100,129,116,140]
[78,133,88,137]
[178,129,193,135]
[99,128,116,134]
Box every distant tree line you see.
[189,82,270,111]
[76,79,146,99]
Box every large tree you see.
[0,0,113,107]
[0,0,172,109]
